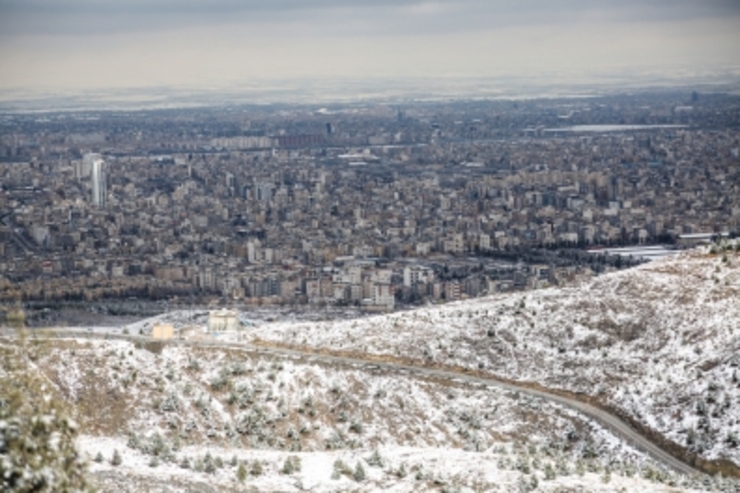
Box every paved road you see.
[245,343,701,477]
[3,328,702,477]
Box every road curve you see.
[246,342,701,477]
[3,328,701,477]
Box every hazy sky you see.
[0,0,739,93]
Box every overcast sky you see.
[0,0,738,93]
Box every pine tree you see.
[204,452,216,474]
[353,461,366,482]
[111,449,122,466]
[0,337,93,492]
[367,449,384,467]
[237,462,247,482]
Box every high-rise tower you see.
[85,153,106,208]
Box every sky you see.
[0,0,739,94]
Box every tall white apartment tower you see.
[85,153,106,208]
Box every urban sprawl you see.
[1,91,738,315]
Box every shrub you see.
[237,462,247,482]
[282,455,302,475]
[575,459,585,476]
[231,362,246,375]
[726,432,739,448]
[159,393,180,413]
[148,433,168,457]
[94,452,104,463]
[111,449,122,466]
[210,371,229,391]
[367,449,384,467]
[251,460,263,476]
[332,458,350,479]
[0,339,93,492]
[353,461,366,482]
[204,452,216,474]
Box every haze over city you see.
[1,0,739,102]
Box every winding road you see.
[245,342,701,477]
[4,328,703,477]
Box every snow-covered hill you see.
[10,337,715,492]
[249,244,740,468]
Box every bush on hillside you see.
[0,336,92,492]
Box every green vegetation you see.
[0,334,92,492]
[353,461,366,482]
[236,461,247,482]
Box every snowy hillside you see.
[249,244,740,467]
[7,337,719,492]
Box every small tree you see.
[94,452,104,463]
[237,462,247,482]
[251,460,263,476]
[332,458,348,480]
[282,457,295,475]
[0,337,92,492]
[204,452,216,474]
[367,449,384,467]
[282,455,301,475]
[111,449,122,466]
[353,461,366,482]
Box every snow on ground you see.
[77,435,722,493]
[78,305,373,337]
[247,245,740,466]
[26,336,730,490]
[37,338,651,461]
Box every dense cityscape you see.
[1,91,739,319]
[3,0,740,490]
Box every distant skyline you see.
[1,0,739,95]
